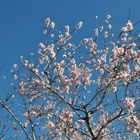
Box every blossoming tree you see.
[0,15,140,140]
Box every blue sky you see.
[0,0,140,96]
[0,0,140,139]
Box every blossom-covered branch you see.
[0,15,140,140]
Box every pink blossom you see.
[65,43,72,49]
[65,25,70,32]
[121,37,127,42]
[126,20,133,31]
[50,22,55,29]
[107,14,111,19]
[44,18,50,27]
[76,21,83,29]
[47,121,55,128]
[124,97,135,109]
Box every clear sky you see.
[0,1,140,139]
[0,0,140,96]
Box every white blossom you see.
[76,21,83,30]
[65,25,70,32]
[44,18,50,27]
[126,20,133,31]
[50,22,55,29]
[107,15,111,19]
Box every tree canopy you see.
[0,15,140,140]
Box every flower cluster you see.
[7,15,140,140]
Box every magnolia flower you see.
[129,42,137,47]
[104,31,108,38]
[47,121,55,128]
[108,24,112,29]
[126,20,133,31]
[122,33,128,37]
[65,32,70,37]
[13,74,18,80]
[23,60,28,67]
[44,18,50,27]
[11,94,15,98]
[83,38,89,43]
[23,112,29,118]
[51,34,54,38]
[107,15,111,19]
[121,37,127,42]
[121,27,128,32]
[19,83,25,94]
[39,43,46,48]
[33,68,39,74]
[124,97,135,109]
[91,42,97,48]
[122,20,133,32]
[76,21,83,30]
[50,22,55,29]
[94,28,99,37]
[66,43,72,49]
[43,29,47,34]
[65,85,70,93]
[99,26,104,32]
[112,47,124,56]
[23,120,30,127]
[13,64,18,69]
[50,52,56,59]
[65,25,70,32]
